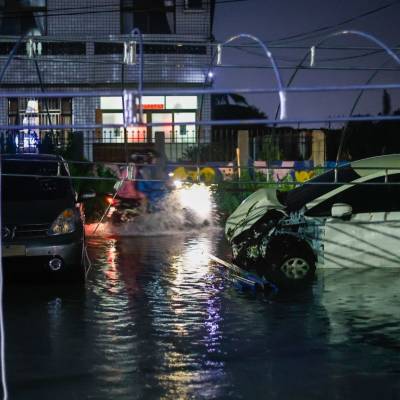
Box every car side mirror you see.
[331,203,352,219]
[78,190,96,202]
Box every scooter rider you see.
[114,159,146,205]
[135,151,167,212]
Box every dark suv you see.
[1,154,93,281]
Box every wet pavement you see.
[4,230,400,399]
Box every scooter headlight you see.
[48,208,77,236]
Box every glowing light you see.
[168,172,174,177]
[105,195,114,205]
[174,179,183,189]
[15,132,39,150]
[177,183,212,219]
[208,71,214,79]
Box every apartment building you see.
[0,0,215,161]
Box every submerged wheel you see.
[262,239,316,289]
[280,257,312,280]
[272,251,315,288]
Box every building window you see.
[173,112,196,143]
[121,0,175,34]
[7,97,72,153]
[166,96,197,110]
[184,0,204,10]
[100,96,198,144]
[0,0,47,36]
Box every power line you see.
[0,1,397,56]
[14,55,400,72]
[216,64,400,72]
[275,50,386,64]
[224,44,400,51]
[216,0,400,49]
[1,35,400,53]
[267,0,400,44]
[232,44,398,66]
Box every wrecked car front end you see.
[225,188,318,287]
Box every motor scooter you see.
[105,194,143,225]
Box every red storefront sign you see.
[143,104,164,110]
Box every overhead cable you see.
[268,0,400,44]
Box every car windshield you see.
[2,159,74,202]
[2,159,69,176]
[2,176,74,202]
[279,164,360,211]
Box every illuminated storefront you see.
[100,95,197,145]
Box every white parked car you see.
[225,154,400,287]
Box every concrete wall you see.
[48,0,211,38]
[48,0,121,37]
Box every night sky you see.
[213,0,400,126]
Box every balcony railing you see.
[0,35,212,86]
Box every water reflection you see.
[142,235,227,400]
[320,268,400,350]
[3,231,400,399]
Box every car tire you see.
[269,248,316,289]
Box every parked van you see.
[2,154,94,281]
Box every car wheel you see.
[270,250,316,288]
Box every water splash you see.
[86,184,220,237]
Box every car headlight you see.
[47,208,77,236]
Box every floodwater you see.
[4,230,400,399]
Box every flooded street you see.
[4,231,400,399]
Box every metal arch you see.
[275,29,400,120]
[197,33,286,176]
[220,33,287,120]
[316,30,400,66]
[321,31,400,162]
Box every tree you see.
[210,94,269,161]
[212,93,267,122]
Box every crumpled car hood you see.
[225,188,285,242]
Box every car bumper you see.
[2,235,84,268]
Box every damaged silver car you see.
[225,154,400,287]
